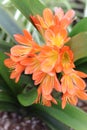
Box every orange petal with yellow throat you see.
[39,46,59,73]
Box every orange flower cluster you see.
[4,8,87,108]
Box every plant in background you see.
[0,0,87,130]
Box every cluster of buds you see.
[4,8,87,108]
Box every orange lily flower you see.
[62,92,78,109]
[38,45,60,74]
[62,89,87,109]
[54,7,75,28]
[4,7,87,109]
[4,58,25,82]
[30,8,75,35]
[61,69,87,95]
[30,8,55,34]
[35,85,57,106]
[45,27,70,48]
[11,30,40,62]
[20,55,40,75]
[60,46,75,73]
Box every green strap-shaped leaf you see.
[0,52,22,95]
[0,102,19,112]
[69,18,87,37]
[0,91,16,104]
[17,87,37,106]
[0,6,22,39]
[67,32,87,61]
[75,57,87,66]
[11,0,46,20]
[35,110,70,130]
[76,62,87,73]
[33,103,87,130]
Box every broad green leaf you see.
[0,102,19,112]
[36,110,70,130]
[33,103,87,130]
[67,32,87,61]
[0,6,22,39]
[0,52,22,95]
[0,75,11,92]
[11,0,46,20]
[76,62,87,73]
[0,91,16,104]
[75,57,87,66]
[17,87,37,106]
[69,18,87,37]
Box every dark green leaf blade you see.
[69,18,87,37]
[76,62,87,73]
[0,91,16,104]
[17,87,37,106]
[0,102,18,112]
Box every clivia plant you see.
[0,0,87,130]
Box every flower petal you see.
[43,8,54,26]
[11,45,31,56]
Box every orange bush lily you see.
[62,89,87,109]
[4,7,87,109]
[36,86,57,106]
[11,30,40,62]
[30,7,75,36]
[4,58,25,83]
[45,27,70,48]
[61,69,87,94]
[38,45,60,73]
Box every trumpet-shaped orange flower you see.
[11,30,40,62]
[4,58,25,83]
[45,27,70,48]
[30,8,75,35]
[54,7,75,28]
[62,92,78,109]
[4,8,87,109]
[20,55,40,75]
[30,8,55,34]
[60,46,75,73]
[61,69,87,94]
[36,86,57,106]
[38,45,60,73]
[62,89,87,109]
